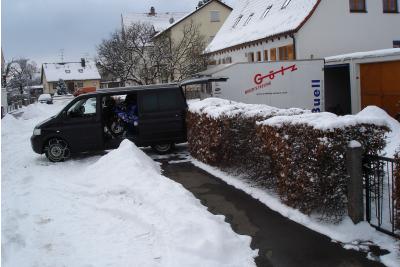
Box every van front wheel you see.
[151,143,174,155]
[45,138,70,162]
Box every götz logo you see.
[253,64,298,85]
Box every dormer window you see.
[232,15,243,28]
[243,13,254,26]
[282,0,292,9]
[261,5,273,18]
[383,0,398,13]
[349,0,366,12]
[65,69,71,73]
[78,69,83,73]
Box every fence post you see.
[346,140,364,224]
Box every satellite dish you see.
[169,17,175,24]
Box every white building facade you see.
[206,0,400,64]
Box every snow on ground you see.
[1,100,257,267]
[191,159,400,267]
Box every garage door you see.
[360,61,400,118]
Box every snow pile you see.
[20,102,66,120]
[260,110,389,131]
[357,106,400,157]
[189,97,306,119]
[1,102,257,267]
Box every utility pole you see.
[60,49,64,62]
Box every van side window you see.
[159,91,180,111]
[142,93,158,113]
[141,89,184,113]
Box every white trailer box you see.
[202,60,325,112]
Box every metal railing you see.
[363,155,399,238]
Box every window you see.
[141,90,183,113]
[76,82,84,88]
[142,93,158,113]
[53,83,58,90]
[65,69,71,74]
[243,13,254,26]
[247,52,255,62]
[257,51,262,62]
[270,48,277,61]
[282,0,292,9]
[394,40,400,48]
[210,11,220,22]
[261,5,273,18]
[278,45,295,60]
[232,15,243,28]
[349,0,366,12]
[67,97,97,118]
[383,0,398,12]
[225,57,232,64]
[264,50,269,61]
[159,91,182,111]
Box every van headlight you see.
[33,128,41,136]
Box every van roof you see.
[84,83,180,97]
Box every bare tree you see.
[4,58,38,94]
[96,20,207,85]
[97,23,162,85]
[157,20,208,82]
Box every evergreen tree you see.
[56,79,68,95]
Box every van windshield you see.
[66,97,97,118]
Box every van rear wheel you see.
[45,138,70,162]
[152,143,174,155]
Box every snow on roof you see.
[325,48,400,63]
[206,0,319,53]
[122,11,189,33]
[42,61,101,82]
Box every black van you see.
[31,84,190,162]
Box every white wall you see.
[296,0,400,59]
[210,37,293,64]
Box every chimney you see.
[149,6,156,16]
[81,58,86,68]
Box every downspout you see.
[290,34,297,59]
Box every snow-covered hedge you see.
[188,98,389,220]
[257,113,388,219]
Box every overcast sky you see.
[1,0,235,65]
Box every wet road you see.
[154,151,386,267]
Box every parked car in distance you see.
[73,86,96,97]
[38,94,53,104]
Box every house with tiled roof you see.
[206,0,400,65]
[41,59,101,94]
